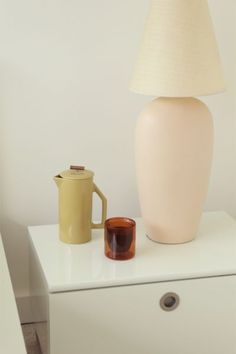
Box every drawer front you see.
[50,276,236,354]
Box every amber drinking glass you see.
[104,217,136,260]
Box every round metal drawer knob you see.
[160,292,180,311]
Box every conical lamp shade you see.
[130,0,225,97]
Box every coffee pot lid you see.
[59,166,94,180]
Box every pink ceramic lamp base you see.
[135,97,213,244]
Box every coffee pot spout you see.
[54,175,63,188]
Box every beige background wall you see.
[203,0,236,217]
[0,0,235,319]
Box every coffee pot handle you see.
[91,184,107,229]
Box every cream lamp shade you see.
[130,0,225,97]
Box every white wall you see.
[0,0,235,318]
[203,0,236,217]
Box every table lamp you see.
[130,0,225,244]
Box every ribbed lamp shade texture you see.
[130,0,225,97]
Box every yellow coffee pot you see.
[54,166,107,244]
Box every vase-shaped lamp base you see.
[135,97,213,244]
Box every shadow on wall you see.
[0,217,30,296]
[0,70,31,302]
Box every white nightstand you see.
[29,211,236,354]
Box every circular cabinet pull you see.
[160,292,180,311]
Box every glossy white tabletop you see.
[0,235,27,354]
[28,211,236,293]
